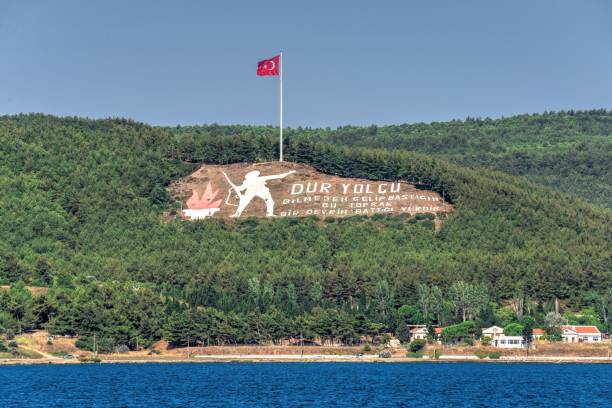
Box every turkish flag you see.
[257,55,280,76]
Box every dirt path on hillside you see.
[31,349,58,359]
[19,345,59,359]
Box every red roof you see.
[560,325,600,334]
[532,328,544,335]
[434,327,443,334]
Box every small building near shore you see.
[492,335,526,348]
[408,326,443,343]
[409,327,428,341]
[482,325,504,341]
[560,325,602,343]
[532,328,545,340]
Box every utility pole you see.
[93,333,97,357]
[300,332,304,358]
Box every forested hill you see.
[0,114,610,350]
[169,110,612,208]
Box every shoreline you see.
[2,354,611,366]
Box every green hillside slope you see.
[0,114,609,349]
[169,110,612,208]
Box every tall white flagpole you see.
[279,52,283,162]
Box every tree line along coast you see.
[0,113,609,355]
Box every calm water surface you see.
[0,362,610,407]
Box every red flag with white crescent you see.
[257,55,280,76]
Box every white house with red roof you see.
[532,328,545,340]
[560,325,602,342]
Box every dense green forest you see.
[0,113,610,351]
[170,110,612,208]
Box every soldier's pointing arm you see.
[262,170,296,181]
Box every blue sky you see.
[1,0,611,127]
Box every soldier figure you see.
[224,170,296,217]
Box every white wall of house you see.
[482,326,504,340]
[582,334,602,342]
[492,335,525,348]
[562,332,579,343]
[563,333,602,342]
[409,328,428,341]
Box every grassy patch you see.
[15,337,31,346]
[79,357,101,363]
[0,348,43,359]
[488,351,502,359]
[17,348,44,359]
[51,349,72,357]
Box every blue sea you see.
[0,362,610,407]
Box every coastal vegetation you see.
[0,113,610,351]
